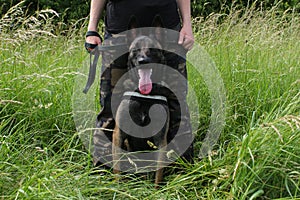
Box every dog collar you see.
[123,91,167,102]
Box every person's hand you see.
[178,24,194,51]
[85,31,102,53]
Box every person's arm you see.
[177,0,194,50]
[86,0,107,48]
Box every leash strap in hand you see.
[83,31,102,94]
[83,47,100,94]
[83,30,128,94]
[82,43,128,94]
[84,31,103,53]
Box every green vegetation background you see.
[1,1,299,199]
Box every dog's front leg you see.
[154,133,168,188]
[112,125,123,177]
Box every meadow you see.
[1,3,299,199]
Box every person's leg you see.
[93,32,128,167]
[163,48,194,163]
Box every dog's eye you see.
[149,48,161,56]
[152,48,161,52]
[148,48,155,54]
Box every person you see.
[85,0,195,169]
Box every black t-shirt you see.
[105,0,181,33]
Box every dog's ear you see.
[128,15,139,30]
[127,15,140,42]
[151,15,165,44]
[151,15,164,28]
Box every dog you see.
[112,15,170,188]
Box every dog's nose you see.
[137,57,151,65]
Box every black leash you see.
[82,48,100,94]
[82,44,128,94]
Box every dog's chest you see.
[116,92,169,151]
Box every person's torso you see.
[105,0,180,33]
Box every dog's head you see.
[127,15,165,95]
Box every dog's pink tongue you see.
[138,69,152,95]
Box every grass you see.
[1,2,300,199]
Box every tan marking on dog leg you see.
[155,132,168,188]
[112,125,122,177]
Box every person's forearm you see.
[88,0,107,31]
[176,0,194,50]
[176,0,192,26]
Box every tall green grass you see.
[1,2,299,199]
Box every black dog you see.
[112,16,170,188]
